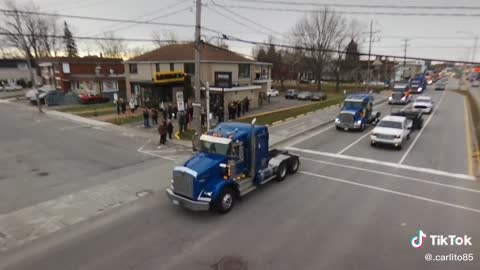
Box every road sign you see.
[176,91,185,111]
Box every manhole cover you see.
[216,256,247,270]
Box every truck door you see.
[232,143,247,175]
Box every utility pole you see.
[366,20,373,86]
[364,20,380,86]
[402,38,410,78]
[472,35,478,62]
[193,0,202,135]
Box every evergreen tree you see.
[63,21,78,57]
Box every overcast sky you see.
[11,0,480,62]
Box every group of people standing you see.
[227,97,250,120]
[115,97,139,115]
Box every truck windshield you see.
[377,121,402,129]
[343,101,363,110]
[200,140,232,156]
[393,87,406,92]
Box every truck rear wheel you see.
[275,162,287,181]
[287,157,299,174]
[214,187,235,214]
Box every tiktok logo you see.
[411,230,427,248]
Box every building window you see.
[129,64,138,74]
[184,63,195,74]
[155,63,160,72]
[170,63,174,71]
[239,64,250,79]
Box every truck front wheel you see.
[276,162,287,181]
[214,187,235,214]
[287,157,300,174]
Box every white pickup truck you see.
[370,115,412,149]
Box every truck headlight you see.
[335,118,340,123]
[356,120,362,124]
[204,191,212,197]
[401,96,406,100]
[394,135,401,139]
[371,132,377,136]
[388,97,392,101]
[417,87,423,92]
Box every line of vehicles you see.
[284,89,328,101]
[166,72,444,214]
[0,81,23,92]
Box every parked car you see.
[3,84,22,91]
[472,80,480,88]
[267,89,279,97]
[311,92,327,101]
[285,89,298,99]
[297,91,312,100]
[412,96,434,114]
[78,93,110,104]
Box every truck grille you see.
[338,113,354,123]
[414,105,427,109]
[173,169,195,199]
[377,134,396,140]
[392,93,403,99]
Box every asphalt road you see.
[0,102,155,214]
[1,80,479,270]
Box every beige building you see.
[0,59,38,85]
[125,42,272,110]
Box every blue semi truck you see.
[166,120,300,213]
[335,94,380,131]
[409,75,428,94]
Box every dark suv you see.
[285,89,298,99]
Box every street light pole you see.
[366,20,373,86]
[472,35,478,62]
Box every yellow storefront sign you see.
[153,71,185,84]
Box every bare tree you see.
[96,32,126,58]
[293,8,346,90]
[151,30,178,48]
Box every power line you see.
[213,3,480,17]
[0,8,223,35]
[209,1,289,40]
[220,33,480,64]
[0,32,182,43]
[204,5,273,38]
[222,0,480,11]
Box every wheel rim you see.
[280,166,286,178]
[222,193,233,210]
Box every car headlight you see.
[335,118,340,123]
[418,87,423,92]
[394,135,401,139]
[371,132,377,136]
[388,97,392,101]
[401,96,406,100]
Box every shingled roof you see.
[127,42,254,63]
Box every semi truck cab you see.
[335,94,380,131]
[166,120,300,213]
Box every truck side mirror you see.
[407,121,413,130]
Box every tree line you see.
[255,8,364,91]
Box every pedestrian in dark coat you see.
[158,120,167,145]
[167,103,173,120]
[237,101,241,117]
[244,97,250,112]
[167,120,174,139]
[143,109,150,128]
[173,105,178,120]
[115,99,120,115]
[120,98,126,114]
[151,109,158,125]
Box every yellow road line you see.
[464,97,474,176]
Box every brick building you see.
[37,56,126,98]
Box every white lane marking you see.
[137,138,176,161]
[398,91,446,164]
[286,146,476,181]
[337,103,410,155]
[301,157,480,193]
[299,170,480,214]
[286,125,335,147]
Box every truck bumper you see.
[370,136,403,146]
[166,188,210,211]
[336,123,361,130]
